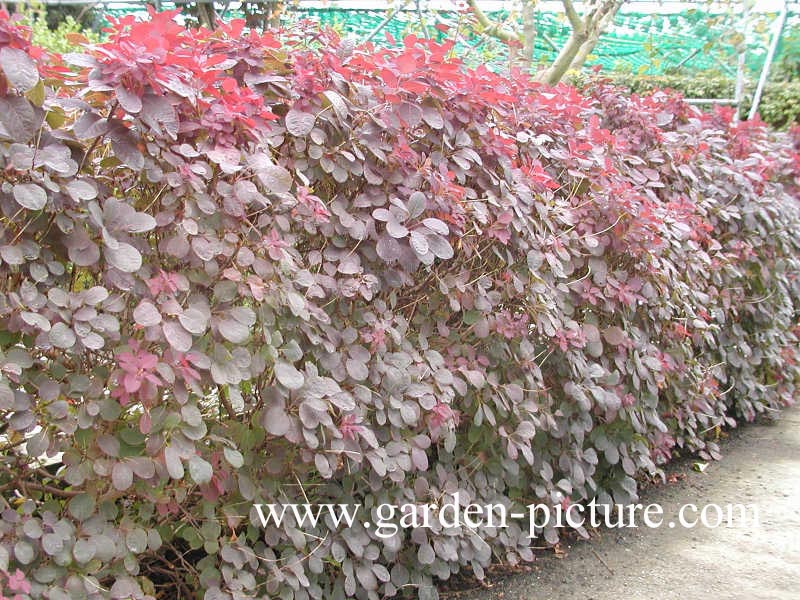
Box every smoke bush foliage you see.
[1,8,799,600]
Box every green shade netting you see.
[99,4,798,77]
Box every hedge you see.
[593,71,800,130]
[1,9,799,600]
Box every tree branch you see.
[217,385,237,419]
[567,0,624,74]
[539,0,624,84]
[561,0,583,30]
[520,0,537,67]
[538,33,586,84]
[466,0,521,44]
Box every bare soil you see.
[453,407,800,600]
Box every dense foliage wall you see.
[1,9,799,600]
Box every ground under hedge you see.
[1,9,799,600]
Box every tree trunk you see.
[570,34,600,73]
[537,0,623,85]
[520,0,537,69]
[466,0,627,84]
[538,29,588,84]
[567,1,623,74]
[196,2,216,29]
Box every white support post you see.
[733,1,750,122]
[748,0,789,121]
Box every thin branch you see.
[217,385,237,419]
[20,481,82,498]
[466,0,521,44]
[541,32,560,51]
[0,437,26,453]
[364,0,412,43]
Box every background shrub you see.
[13,1,102,54]
[591,70,800,130]
[0,9,799,600]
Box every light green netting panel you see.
[98,5,797,77]
[287,8,796,76]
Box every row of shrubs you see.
[25,6,800,130]
[1,9,799,600]
[593,71,800,130]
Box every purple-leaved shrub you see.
[0,9,799,600]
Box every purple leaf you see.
[258,164,292,194]
[218,317,250,344]
[376,235,402,263]
[409,231,430,256]
[115,84,142,113]
[386,218,409,239]
[422,217,449,236]
[263,403,291,436]
[603,326,626,346]
[108,121,144,170]
[407,192,426,218]
[285,109,316,136]
[345,359,369,381]
[133,300,162,327]
[49,322,76,349]
[422,105,444,129]
[105,242,142,272]
[275,361,304,390]
[140,93,179,138]
[0,47,39,91]
[163,321,192,352]
[112,461,133,491]
[164,446,184,480]
[0,96,39,142]
[72,112,109,139]
[187,455,213,484]
[425,233,454,259]
[178,308,209,335]
[13,183,47,210]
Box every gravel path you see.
[457,407,800,600]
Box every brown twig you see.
[20,481,82,498]
[591,547,614,574]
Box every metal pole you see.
[733,1,750,122]
[415,0,430,38]
[675,47,702,71]
[685,98,739,105]
[748,0,788,121]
